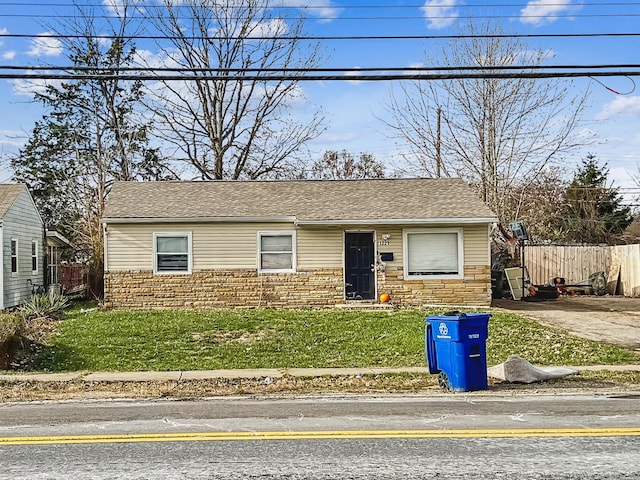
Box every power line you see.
[3,70,640,81]
[1,2,639,8]
[3,12,640,21]
[1,63,639,73]
[3,32,640,42]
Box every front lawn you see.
[19,307,640,372]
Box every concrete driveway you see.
[492,296,640,351]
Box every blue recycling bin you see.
[425,312,491,392]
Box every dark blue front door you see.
[345,232,375,300]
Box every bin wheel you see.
[437,372,450,391]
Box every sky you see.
[0,0,639,205]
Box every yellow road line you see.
[1,428,640,445]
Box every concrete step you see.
[335,302,394,311]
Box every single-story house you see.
[102,178,497,309]
[0,184,45,309]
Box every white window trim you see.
[31,239,38,274]
[10,238,18,275]
[153,232,193,275]
[403,228,464,280]
[257,231,297,274]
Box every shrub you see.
[17,292,72,321]
[0,313,22,345]
[0,313,22,369]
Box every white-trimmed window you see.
[403,229,464,279]
[31,240,38,273]
[153,232,192,274]
[258,231,296,273]
[10,238,18,274]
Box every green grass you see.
[21,307,640,373]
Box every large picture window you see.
[153,232,192,274]
[403,229,463,279]
[258,232,296,273]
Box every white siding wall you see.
[2,188,44,308]
[106,222,490,273]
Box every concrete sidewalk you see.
[1,365,639,383]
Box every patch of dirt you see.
[191,329,273,345]
[493,296,640,350]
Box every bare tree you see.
[502,167,569,242]
[142,0,326,180]
[308,150,386,180]
[382,20,589,225]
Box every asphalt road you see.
[1,395,639,479]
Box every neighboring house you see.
[46,230,73,294]
[102,178,497,309]
[0,184,45,309]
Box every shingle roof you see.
[103,178,497,223]
[0,184,26,219]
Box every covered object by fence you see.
[524,244,640,297]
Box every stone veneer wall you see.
[104,265,491,310]
[104,268,345,310]
[377,265,491,307]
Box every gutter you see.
[102,216,297,225]
[101,216,498,226]
[295,217,498,226]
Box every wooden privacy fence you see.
[524,244,640,297]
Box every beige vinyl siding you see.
[297,228,342,268]
[372,227,403,267]
[106,222,296,271]
[106,222,491,272]
[462,224,491,265]
[385,224,489,267]
[2,188,44,308]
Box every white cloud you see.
[311,131,359,145]
[421,0,458,30]
[2,51,15,60]
[0,129,28,149]
[278,0,341,22]
[344,68,363,85]
[103,0,123,14]
[520,0,581,26]
[595,96,640,121]
[248,18,288,37]
[11,77,61,97]
[27,32,63,57]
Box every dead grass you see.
[190,329,274,345]
[0,370,638,403]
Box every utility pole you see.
[436,107,442,177]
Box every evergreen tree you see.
[559,154,632,244]
[10,3,173,295]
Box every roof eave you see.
[103,216,497,225]
[295,217,498,226]
[102,215,297,224]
